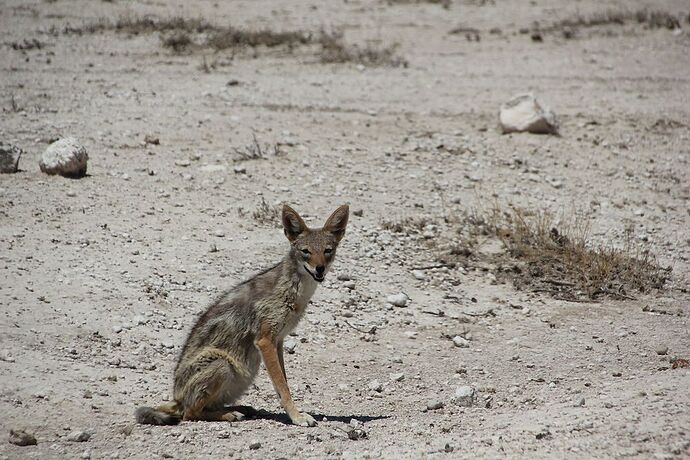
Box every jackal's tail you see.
[135,401,182,425]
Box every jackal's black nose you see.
[315,265,325,276]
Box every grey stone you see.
[249,441,261,450]
[346,427,367,440]
[412,270,426,281]
[40,138,88,177]
[453,386,475,407]
[499,94,558,135]
[0,143,23,173]
[452,336,470,348]
[66,431,91,442]
[368,380,383,392]
[426,400,444,411]
[8,429,37,446]
[389,372,404,382]
[656,345,669,356]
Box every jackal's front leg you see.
[277,340,287,380]
[256,328,316,427]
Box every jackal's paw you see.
[291,412,317,427]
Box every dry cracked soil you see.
[1,0,689,459]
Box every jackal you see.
[136,204,349,427]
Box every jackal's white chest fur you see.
[295,274,318,310]
[277,273,318,341]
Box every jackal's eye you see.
[324,248,333,255]
[300,248,310,257]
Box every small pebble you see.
[249,441,261,450]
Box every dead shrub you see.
[252,197,280,226]
[57,15,406,66]
[61,15,214,36]
[381,215,432,234]
[232,134,284,162]
[207,27,310,51]
[162,32,193,52]
[385,0,451,7]
[10,38,44,50]
[318,31,407,67]
[541,8,683,38]
[445,205,670,301]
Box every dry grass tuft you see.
[385,0,451,8]
[63,16,214,36]
[59,15,406,66]
[10,38,44,50]
[445,205,670,301]
[232,134,284,162]
[162,31,193,52]
[381,215,432,234]
[318,31,407,67]
[252,197,281,226]
[207,28,310,51]
[542,8,684,38]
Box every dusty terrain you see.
[1,0,689,458]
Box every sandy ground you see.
[1,0,689,458]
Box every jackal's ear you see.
[323,204,349,243]
[282,204,308,242]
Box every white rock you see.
[453,386,475,407]
[40,137,88,177]
[233,165,247,174]
[386,293,409,307]
[132,315,147,325]
[426,400,444,411]
[0,142,23,173]
[283,338,298,354]
[499,94,558,135]
[368,380,383,392]
[452,336,470,348]
[66,430,91,442]
[412,270,426,281]
[0,349,15,362]
[389,372,405,382]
